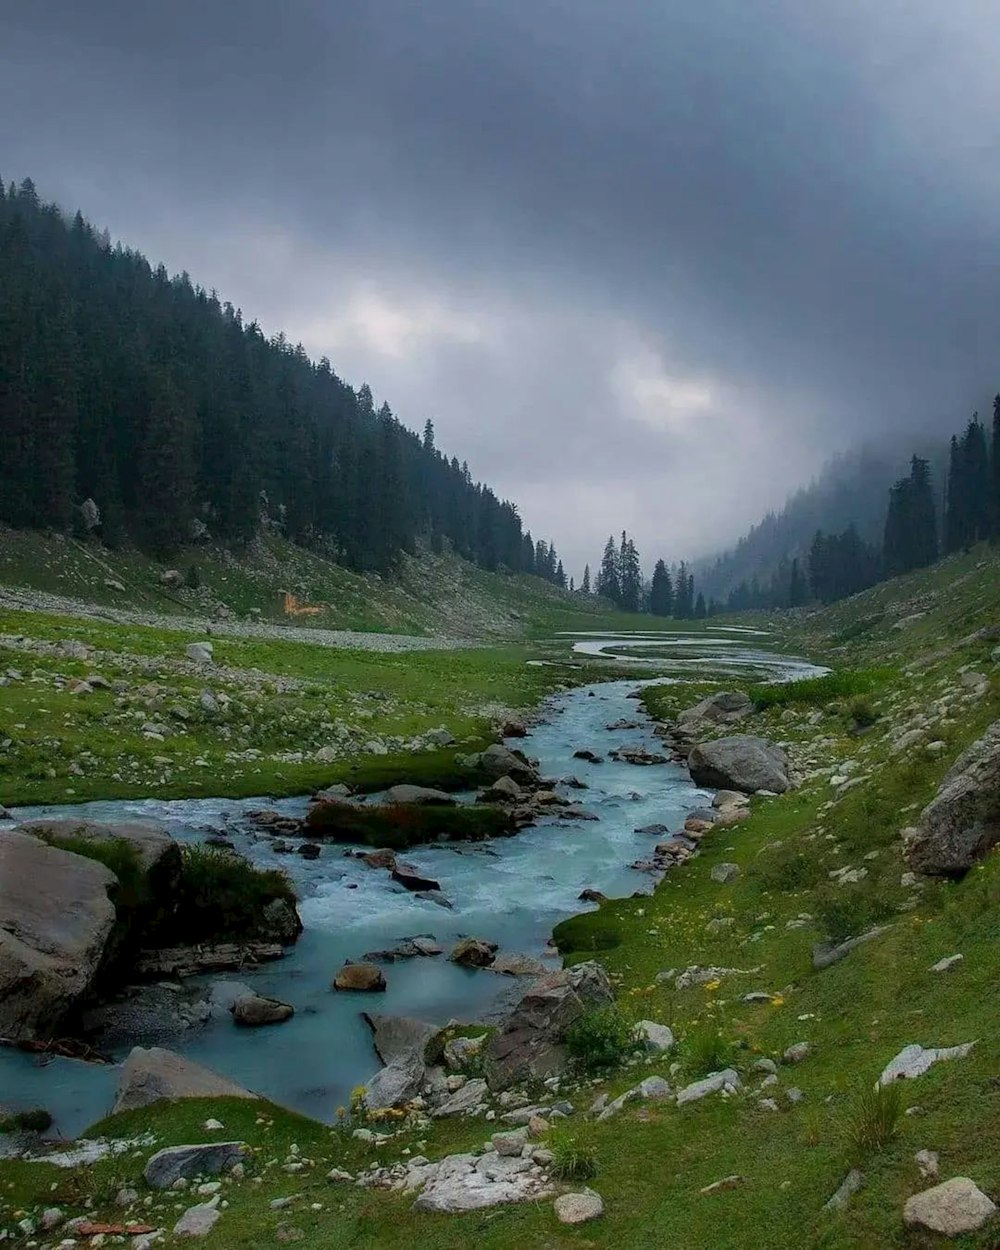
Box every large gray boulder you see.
[677,691,752,733]
[478,745,539,786]
[362,1013,437,1065]
[144,1142,250,1188]
[687,736,791,794]
[0,830,118,1039]
[363,1050,427,1111]
[17,818,180,894]
[113,1046,257,1113]
[903,720,1000,874]
[484,960,615,1090]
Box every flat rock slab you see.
[363,1013,437,1065]
[676,1068,741,1106]
[431,1078,488,1118]
[144,1142,249,1189]
[878,1042,976,1086]
[173,1200,222,1237]
[903,1177,996,1236]
[554,1188,604,1224]
[113,1047,257,1114]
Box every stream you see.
[1,631,825,1139]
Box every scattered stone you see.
[431,1078,488,1118]
[392,866,441,893]
[173,1200,221,1237]
[700,1175,743,1195]
[578,888,606,903]
[333,963,387,992]
[903,1177,996,1236]
[812,924,892,970]
[930,954,963,973]
[676,1069,742,1105]
[915,1150,940,1179]
[783,1042,810,1064]
[554,1189,604,1224]
[572,749,603,764]
[185,642,214,665]
[878,1042,976,1086]
[711,862,741,884]
[822,1169,865,1212]
[492,1129,528,1157]
[636,1020,675,1052]
[411,1148,552,1212]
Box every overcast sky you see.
[3,1,999,576]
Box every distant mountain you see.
[694,439,948,603]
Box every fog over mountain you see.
[3,1,999,573]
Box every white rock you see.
[878,1042,976,1087]
[676,1069,741,1106]
[635,1020,675,1052]
[903,1177,996,1236]
[173,1199,221,1237]
[554,1188,604,1224]
[915,1150,939,1179]
[929,954,963,973]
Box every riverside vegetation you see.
[0,544,998,1247]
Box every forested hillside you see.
[0,177,567,581]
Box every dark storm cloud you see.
[3,0,999,572]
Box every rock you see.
[363,1013,437,1065]
[578,888,606,903]
[677,691,753,731]
[710,862,741,884]
[416,889,454,909]
[491,1129,528,1156]
[712,790,750,809]
[930,954,963,973]
[382,785,456,806]
[878,1042,976,1086]
[502,720,528,738]
[113,1046,257,1113]
[449,938,498,968]
[636,1076,671,1099]
[104,578,126,592]
[160,568,184,587]
[636,1020,675,1052]
[783,1042,810,1064]
[231,994,294,1026]
[904,721,1000,874]
[0,830,118,1039]
[489,952,545,977]
[812,924,892,970]
[554,1189,604,1224]
[612,746,668,766]
[333,963,386,992]
[261,897,303,944]
[364,1051,426,1111]
[173,1200,222,1237]
[700,1175,744,1195]
[915,1149,940,1179]
[360,849,397,870]
[19,817,181,899]
[185,642,214,664]
[412,1148,551,1211]
[431,1078,489,1118]
[480,776,523,804]
[144,1143,249,1189]
[753,1058,778,1075]
[823,1169,865,1212]
[903,1178,996,1236]
[479,744,539,785]
[443,1033,486,1070]
[687,736,791,794]
[676,1069,742,1105]
[484,961,615,1090]
[572,749,604,764]
[391,865,441,892]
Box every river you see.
[1,631,824,1139]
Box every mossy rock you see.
[305,801,514,848]
[552,913,623,955]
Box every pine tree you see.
[992,395,1000,540]
[619,533,642,612]
[649,558,673,617]
[597,535,621,603]
[581,563,591,595]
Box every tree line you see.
[721,405,1000,610]
[576,531,708,618]
[0,176,555,579]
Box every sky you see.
[3,0,1000,577]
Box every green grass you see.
[747,668,893,711]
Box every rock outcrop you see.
[113,1046,256,1113]
[903,719,1000,874]
[484,960,614,1090]
[0,830,118,1040]
[687,736,791,794]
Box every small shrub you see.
[566,1006,637,1073]
[848,696,878,729]
[844,1080,904,1159]
[164,844,297,944]
[549,1126,598,1181]
[0,1108,53,1133]
[681,1026,732,1078]
[815,889,872,945]
[749,668,892,712]
[44,835,145,906]
[750,843,826,891]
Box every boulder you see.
[113,1047,256,1113]
[230,994,294,1027]
[382,785,456,806]
[260,897,303,945]
[392,866,441,893]
[363,1051,426,1111]
[878,1041,976,1086]
[687,736,791,794]
[711,863,741,884]
[449,938,498,968]
[677,691,752,730]
[18,818,181,902]
[333,963,386,992]
[554,1189,604,1225]
[478,744,539,786]
[572,749,604,764]
[578,888,606,903]
[0,830,118,1040]
[362,1013,437,1066]
[489,952,545,977]
[502,720,528,738]
[411,1148,552,1211]
[430,1077,489,1118]
[479,775,523,804]
[636,1020,675,1052]
[903,1178,996,1236]
[144,1142,250,1189]
[903,720,1000,874]
[484,960,615,1091]
[173,1200,222,1237]
[676,1068,742,1105]
[185,642,213,664]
